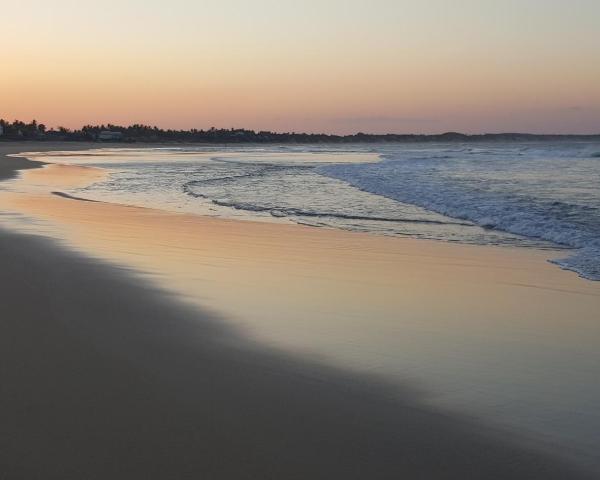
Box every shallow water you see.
[21,142,600,279]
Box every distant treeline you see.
[1,119,599,143]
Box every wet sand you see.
[0,143,598,479]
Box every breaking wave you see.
[320,147,600,280]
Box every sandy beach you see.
[1,143,599,479]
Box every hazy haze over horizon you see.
[2,0,599,134]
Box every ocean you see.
[31,141,600,280]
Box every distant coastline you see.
[1,119,599,144]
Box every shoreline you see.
[1,143,600,478]
[8,142,599,282]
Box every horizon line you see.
[1,119,599,138]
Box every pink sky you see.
[2,1,599,134]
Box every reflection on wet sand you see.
[16,163,109,188]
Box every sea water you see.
[32,141,600,279]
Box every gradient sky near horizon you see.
[2,0,599,134]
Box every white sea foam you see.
[43,142,600,280]
[320,142,600,280]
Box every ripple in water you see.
[41,142,600,279]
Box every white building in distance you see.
[97,131,123,141]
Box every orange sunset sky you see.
[2,0,599,134]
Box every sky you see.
[2,0,599,134]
